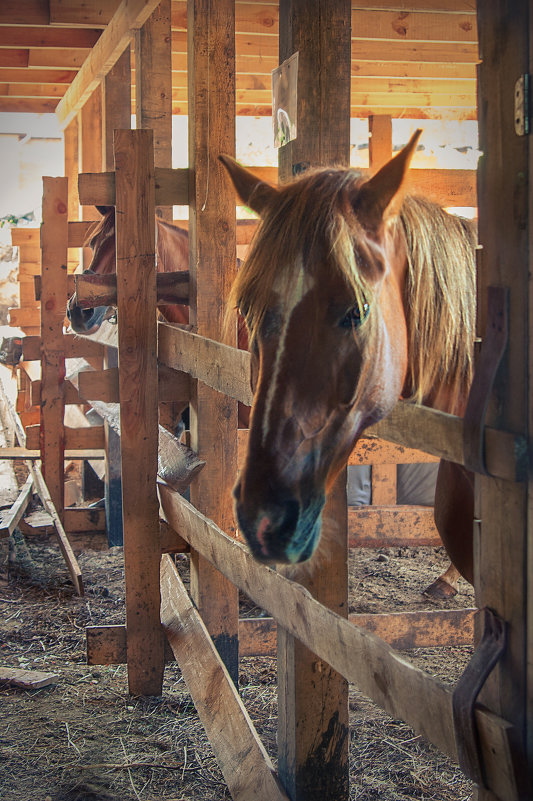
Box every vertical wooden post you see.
[64,116,80,277]
[40,177,69,517]
[187,0,239,685]
[114,128,164,696]
[277,2,351,799]
[476,2,530,797]
[368,114,392,171]
[64,117,80,223]
[103,48,131,169]
[135,0,172,221]
[101,50,131,547]
[80,86,103,268]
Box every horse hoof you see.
[423,577,458,600]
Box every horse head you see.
[66,206,118,334]
[220,131,421,564]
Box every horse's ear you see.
[354,129,422,232]
[219,155,279,216]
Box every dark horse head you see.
[219,134,423,564]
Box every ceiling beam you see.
[55,0,163,128]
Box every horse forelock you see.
[397,196,476,412]
[227,167,380,344]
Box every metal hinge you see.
[514,74,530,135]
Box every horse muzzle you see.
[233,480,325,564]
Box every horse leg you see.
[423,459,474,599]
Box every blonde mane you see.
[228,168,476,412]
[397,196,476,410]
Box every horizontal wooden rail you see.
[79,166,476,209]
[157,483,513,795]
[22,334,105,361]
[74,270,189,309]
[79,167,189,207]
[158,324,526,481]
[0,447,105,461]
[85,606,475,664]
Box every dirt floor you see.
[0,482,477,801]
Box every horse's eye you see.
[340,302,369,329]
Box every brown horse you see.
[66,206,190,334]
[66,206,250,427]
[220,131,477,596]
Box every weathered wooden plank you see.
[0,371,83,596]
[49,0,120,27]
[0,448,104,460]
[371,464,397,506]
[114,128,164,696]
[55,0,163,127]
[276,5,351,796]
[77,166,476,209]
[0,475,34,538]
[158,323,253,405]
[78,165,189,207]
[63,506,106,533]
[73,270,188,309]
[22,334,105,362]
[40,177,68,517]
[135,0,172,220]
[0,26,100,49]
[187,0,240,685]
[0,667,59,690]
[85,605,475,666]
[161,555,289,801]
[348,505,439,547]
[475,5,530,799]
[31,463,84,595]
[369,114,392,170]
[25,424,105,451]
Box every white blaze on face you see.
[262,261,315,444]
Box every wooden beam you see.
[55,0,164,128]
[78,165,189,206]
[40,176,68,517]
[135,0,172,220]
[161,556,289,801]
[63,506,106,532]
[49,0,121,27]
[85,605,475,665]
[22,333,105,361]
[114,128,164,696]
[277,4,351,797]
[0,0,50,25]
[0,447,104,460]
[476,4,531,799]
[187,0,239,685]
[0,27,101,48]
[0,475,34,538]
[348,506,439,547]
[158,323,253,406]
